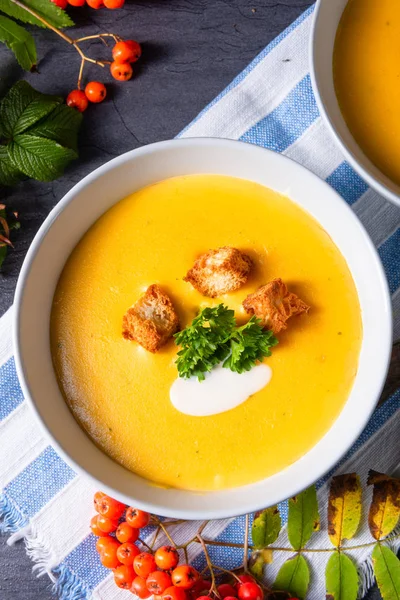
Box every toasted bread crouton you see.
[122,284,180,353]
[184,246,252,298]
[243,278,309,334]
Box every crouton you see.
[184,246,252,298]
[122,284,180,353]
[242,278,309,334]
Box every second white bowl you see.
[310,0,400,207]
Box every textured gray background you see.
[0,0,381,598]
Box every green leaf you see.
[0,15,37,71]
[0,81,81,185]
[325,551,359,600]
[8,134,76,181]
[249,551,265,580]
[249,549,273,580]
[26,103,82,152]
[0,81,61,138]
[372,543,400,600]
[273,554,310,599]
[0,0,73,29]
[0,145,23,186]
[328,473,362,547]
[252,506,281,549]
[288,485,320,550]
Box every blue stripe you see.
[239,74,319,151]
[326,161,369,206]
[60,535,108,590]
[4,446,76,519]
[178,5,315,137]
[317,388,400,489]
[192,516,248,573]
[53,564,91,600]
[0,357,24,421]
[194,389,400,562]
[378,228,400,295]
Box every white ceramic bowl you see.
[14,138,392,519]
[310,0,400,207]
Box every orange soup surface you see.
[51,175,362,491]
[334,0,400,185]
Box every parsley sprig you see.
[223,316,278,373]
[174,304,278,381]
[174,305,235,381]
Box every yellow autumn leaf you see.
[367,470,400,540]
[328,473,362,547]
[262,548,274,564]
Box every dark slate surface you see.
[0,1,381,598]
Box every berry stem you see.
[77,58,85,90]
[152,516,177,547]
[74,33,122,44]
[9,0,118,87]
[211,565,242,582]
[150,525,161,550]
[197,521,209,537]
[138,537,153,552]
[196,533,220,598]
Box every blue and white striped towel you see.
[1,5,399,599]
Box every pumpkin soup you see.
[50,175,362,491]
[334,0,400,186]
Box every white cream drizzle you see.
[170,364,272,417]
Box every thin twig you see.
[197,534,219,597]
[150,525,161,550]
[75,33,122,44]
[197,521,209,537]
[212,565,242,582]
[162,520,187,527]
[152,516,177,547]
[10,0,74,43]
[196,539,250,550]
[77,58,85,90]
[9,0,111,77]
[138,537,153,552]
[243,514,249,572]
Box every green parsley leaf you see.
[0,15,37,71]
[174,304,235,381]
[223,316,278,373]
[174,304,278,381]
[0,0,74,29]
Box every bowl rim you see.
[13,137,393,519]
[309,0,400,208]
